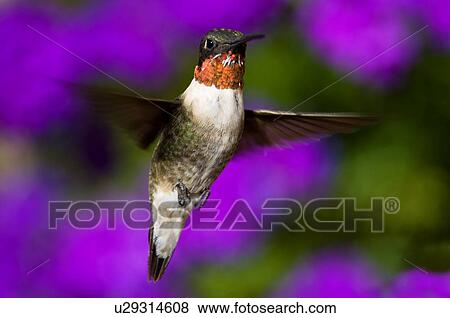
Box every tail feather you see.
[148,189,188,282]
[148,227,172,282]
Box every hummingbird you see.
[83,29,376,282]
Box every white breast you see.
[181,79,244,128]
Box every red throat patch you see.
[194,51,245,89]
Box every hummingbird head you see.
[194,29,264,90]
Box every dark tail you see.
[148,227,172,282]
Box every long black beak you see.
[229,34,265,47]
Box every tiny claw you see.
[174,179,190,208]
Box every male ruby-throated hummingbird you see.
[85,29,376,282]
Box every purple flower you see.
[41,222,186,297]
[274,248,383,297]
[33,173,189,297]
[68,0,174,86]
[0,172,59,297]
[0,169,187,297]
[298,0,420,86]
[158,0,285,37]
[388,270,450,297]
[177,142,334,264]
[0,5,77,134]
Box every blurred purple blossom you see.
[298,0,420,86]
[0,0,177,134]
[0,5,77,134]
[177,142,334,264]
[68,0,174,86]
[36,173,192,297]
[274,248,383,297]
[41,221,186,297]
[158,0,285,37]
[388,270,450,297]
[0,170,187,297]
[0,172,58,296]
[274,247,450,297]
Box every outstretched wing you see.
[78,85,181,149]
[238,110,378,154]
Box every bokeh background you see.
[0,0,449,297]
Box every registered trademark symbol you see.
[384,197,400,213]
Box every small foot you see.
[174,179,191,207]
[191,189,211,209]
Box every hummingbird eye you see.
[205,39,215,50]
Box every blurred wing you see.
[80,85,181,149]
[238,110,378,154]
